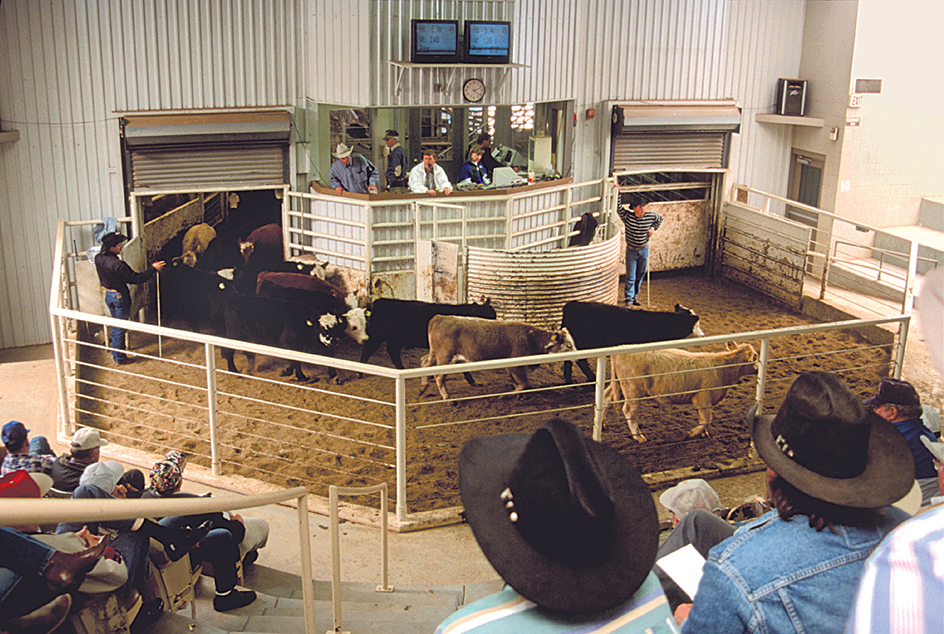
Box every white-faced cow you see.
[603,342,758,442]
[175,223,217,268]
[419,315,576,402]
[256,277,367,349]
[221,294,350,383]
[561,301,704,384]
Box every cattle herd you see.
[157,220,760,442]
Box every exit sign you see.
[849,94,864,107]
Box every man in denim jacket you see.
[680,372,915,634]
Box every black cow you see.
[257,280,368,347]
[561,301,704,384]
[162,261,236,334]
[358,298,497,369]
[220,294,348,383]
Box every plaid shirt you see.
[1,453,55,476]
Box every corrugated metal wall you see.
[1,0,811,348]
[0,0,305,348]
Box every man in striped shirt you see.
[616,196,663,307]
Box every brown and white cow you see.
[175,223,217,268]
[418,315,576,401]
[603,342,758,442]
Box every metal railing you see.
[327,483,392,634]
[730,184,929,317]
[0,488,318,634]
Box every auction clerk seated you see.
[408,148,452,196]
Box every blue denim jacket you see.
[681,507,908,634]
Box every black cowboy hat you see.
[101,232,128,250]
[459,419,658,614]
[749,371,914,508]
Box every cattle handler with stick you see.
[94,232,165,365]
[616,195,662,307]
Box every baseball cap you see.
[1,421,29,446]
[80,460,125,493]
[0,470,52,498]
[71,427,110,451]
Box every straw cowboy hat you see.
[459,418,659,613]
[332,143,353,159]
[749,371,914,508]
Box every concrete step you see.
[828,259,906,303]
[139,568,504,634]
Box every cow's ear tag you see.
[306,320,314,327]
[365,310,371,317]
[218,283,226,290]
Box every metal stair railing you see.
[327,483,392,634]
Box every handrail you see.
[327,483,392,634]
[3,487,318,634]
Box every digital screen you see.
[415,22,458,54]
[467,23,510,57]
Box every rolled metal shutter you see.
[613,132,725,170]
[129,142,287,190]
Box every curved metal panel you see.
[466,231,621,329]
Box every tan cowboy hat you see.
[333,143,353,159]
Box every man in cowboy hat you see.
[382,129,408,191]
[49,427,110,493]
[329,143,379,195]
[435,419,674,633]
[678,371,914,634]
[864,377,939,505]
[94,231,166,364]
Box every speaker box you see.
[776,79,807,116]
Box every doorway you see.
[787,151,825,272]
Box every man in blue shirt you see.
[382,129,408,191]
[679,372,915,634]
[435,419,676,633]
[329,143,378,195]
[865,377,939,505]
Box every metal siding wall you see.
[311,0,370,105]
[0,0,306,348]
[369,0,516,106]
[562,0,804,187]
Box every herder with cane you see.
[94,232,165,365]
[616,195,662,307]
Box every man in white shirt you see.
[408,148,452,196]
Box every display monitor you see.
[411,19,460,64]
[464,20,511,64]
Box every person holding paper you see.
[679,371,915,634]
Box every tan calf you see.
[603,342,758,442]
[419,315,575,402]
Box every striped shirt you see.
[616,207,663,250]
[845,505,944,634]
[435,572,677,634]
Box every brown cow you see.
[603,342,758,442]
[255,270,346,301]
[239,223,282,263]
[175,223,217,268]
[419,315,575,401]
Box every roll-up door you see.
[613,132,725,170]
[610,101,740,172]
[123,111,291,191]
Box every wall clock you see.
[462,78,486,103]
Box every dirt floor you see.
[78,272,893,513]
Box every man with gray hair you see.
[329,143,378,195]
